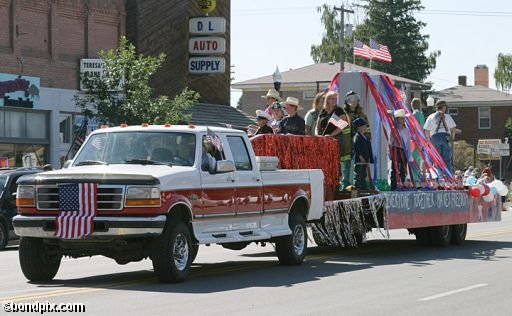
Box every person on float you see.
[261,89,282,115]
[423,100,456,173]
[342,91,369,190]
[253,110,274,135]
[270,103,285,132]
[387,109,413,190]
[277,97,305,135]
[352,118,374,190]
[305,92,325,135]
[410,98,426,183]
[316,91,349,189]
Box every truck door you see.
[225,135,263,230]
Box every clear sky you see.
[230,0,512,106]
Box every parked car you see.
[0,168,42,250]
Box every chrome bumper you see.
[13,215,167,239]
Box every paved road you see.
[1,212,511,316]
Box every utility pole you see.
[334,5,354,73]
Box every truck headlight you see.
[16,185,35,207]
[125,186,161,207]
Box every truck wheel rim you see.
[293,225,305,255]
[173,234,189,271]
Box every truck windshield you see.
[73,132,196,167]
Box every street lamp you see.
[272,66,282,92]
[426,95,435,107]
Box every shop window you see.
[0,111,4,136]
[4,112,25,138]
[59,114,72,143]
[26,112,47,139]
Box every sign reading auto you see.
[188,16,226,74]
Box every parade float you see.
[250,72,505,248]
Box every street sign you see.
[477,139,506,160]
[498,143,510,156]
[189,17,226,35]
[189,37,225,54]
[189,57,225,74]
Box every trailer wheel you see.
[19,237,61,282]
[429,225,452,247]
[450,224,467,245]
[152,220,192,283]
[276,213,307,265]
[414,228,431,246]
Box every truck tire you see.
[450,224,467,245]
[429,225,452,247]
[276,214,307,265]
[19,237,61,282]
[0,221,8,251]
[152,220,192,283]
[414,228,431,246]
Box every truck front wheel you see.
[276,214,307,265]
[152,220,192,283]
[19,237,61,282]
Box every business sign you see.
[197,0,216,13]
[189,57,225,74]
[477,139,501,160]
[0,73,40,108]
[80,59,105,91]
[189,37,225,54]
[189,17,226,35]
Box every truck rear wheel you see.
[429,225,452,247]
[152,220,192,283]
[450,224,467,245]
[276,214,307,265]
[19,237,61,282]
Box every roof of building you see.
[188,103,254,128]
[435,85,512,106]
[232,62,429,90]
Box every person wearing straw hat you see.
[424,100,456,173]
[277,97,305,135]
[353,118,374,190]
[388,109,413,190]
[261,89,282,115]
[253,110,274,135]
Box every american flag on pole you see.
[328,113,349,130]
[206,127,222,152]
[353,39,372,60]
[55,183,97,239]
[369,39,392,62]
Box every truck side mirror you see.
[216,160,236,173]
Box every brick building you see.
[126,0,231,105]
[0,0,125,167]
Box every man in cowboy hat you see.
[424,100,456,173]
[261,89,282,115]
[388,109,413,190]
[277,97,305,135]
[254,110,274,135]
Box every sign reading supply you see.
[189,57,225,74]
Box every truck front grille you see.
[36,185,125,211]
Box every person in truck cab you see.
[201,137,221,173]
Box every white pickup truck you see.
[13,125,324,282]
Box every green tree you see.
[75,36,199,125]
[494,53,512,94]
[311,1,440,82]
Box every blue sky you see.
[230,0,512,106]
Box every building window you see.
[478,107,491,129]
[4,112,26,138]
[448,108,458,116]
[59,114,73,144]
[26,112,47,139]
